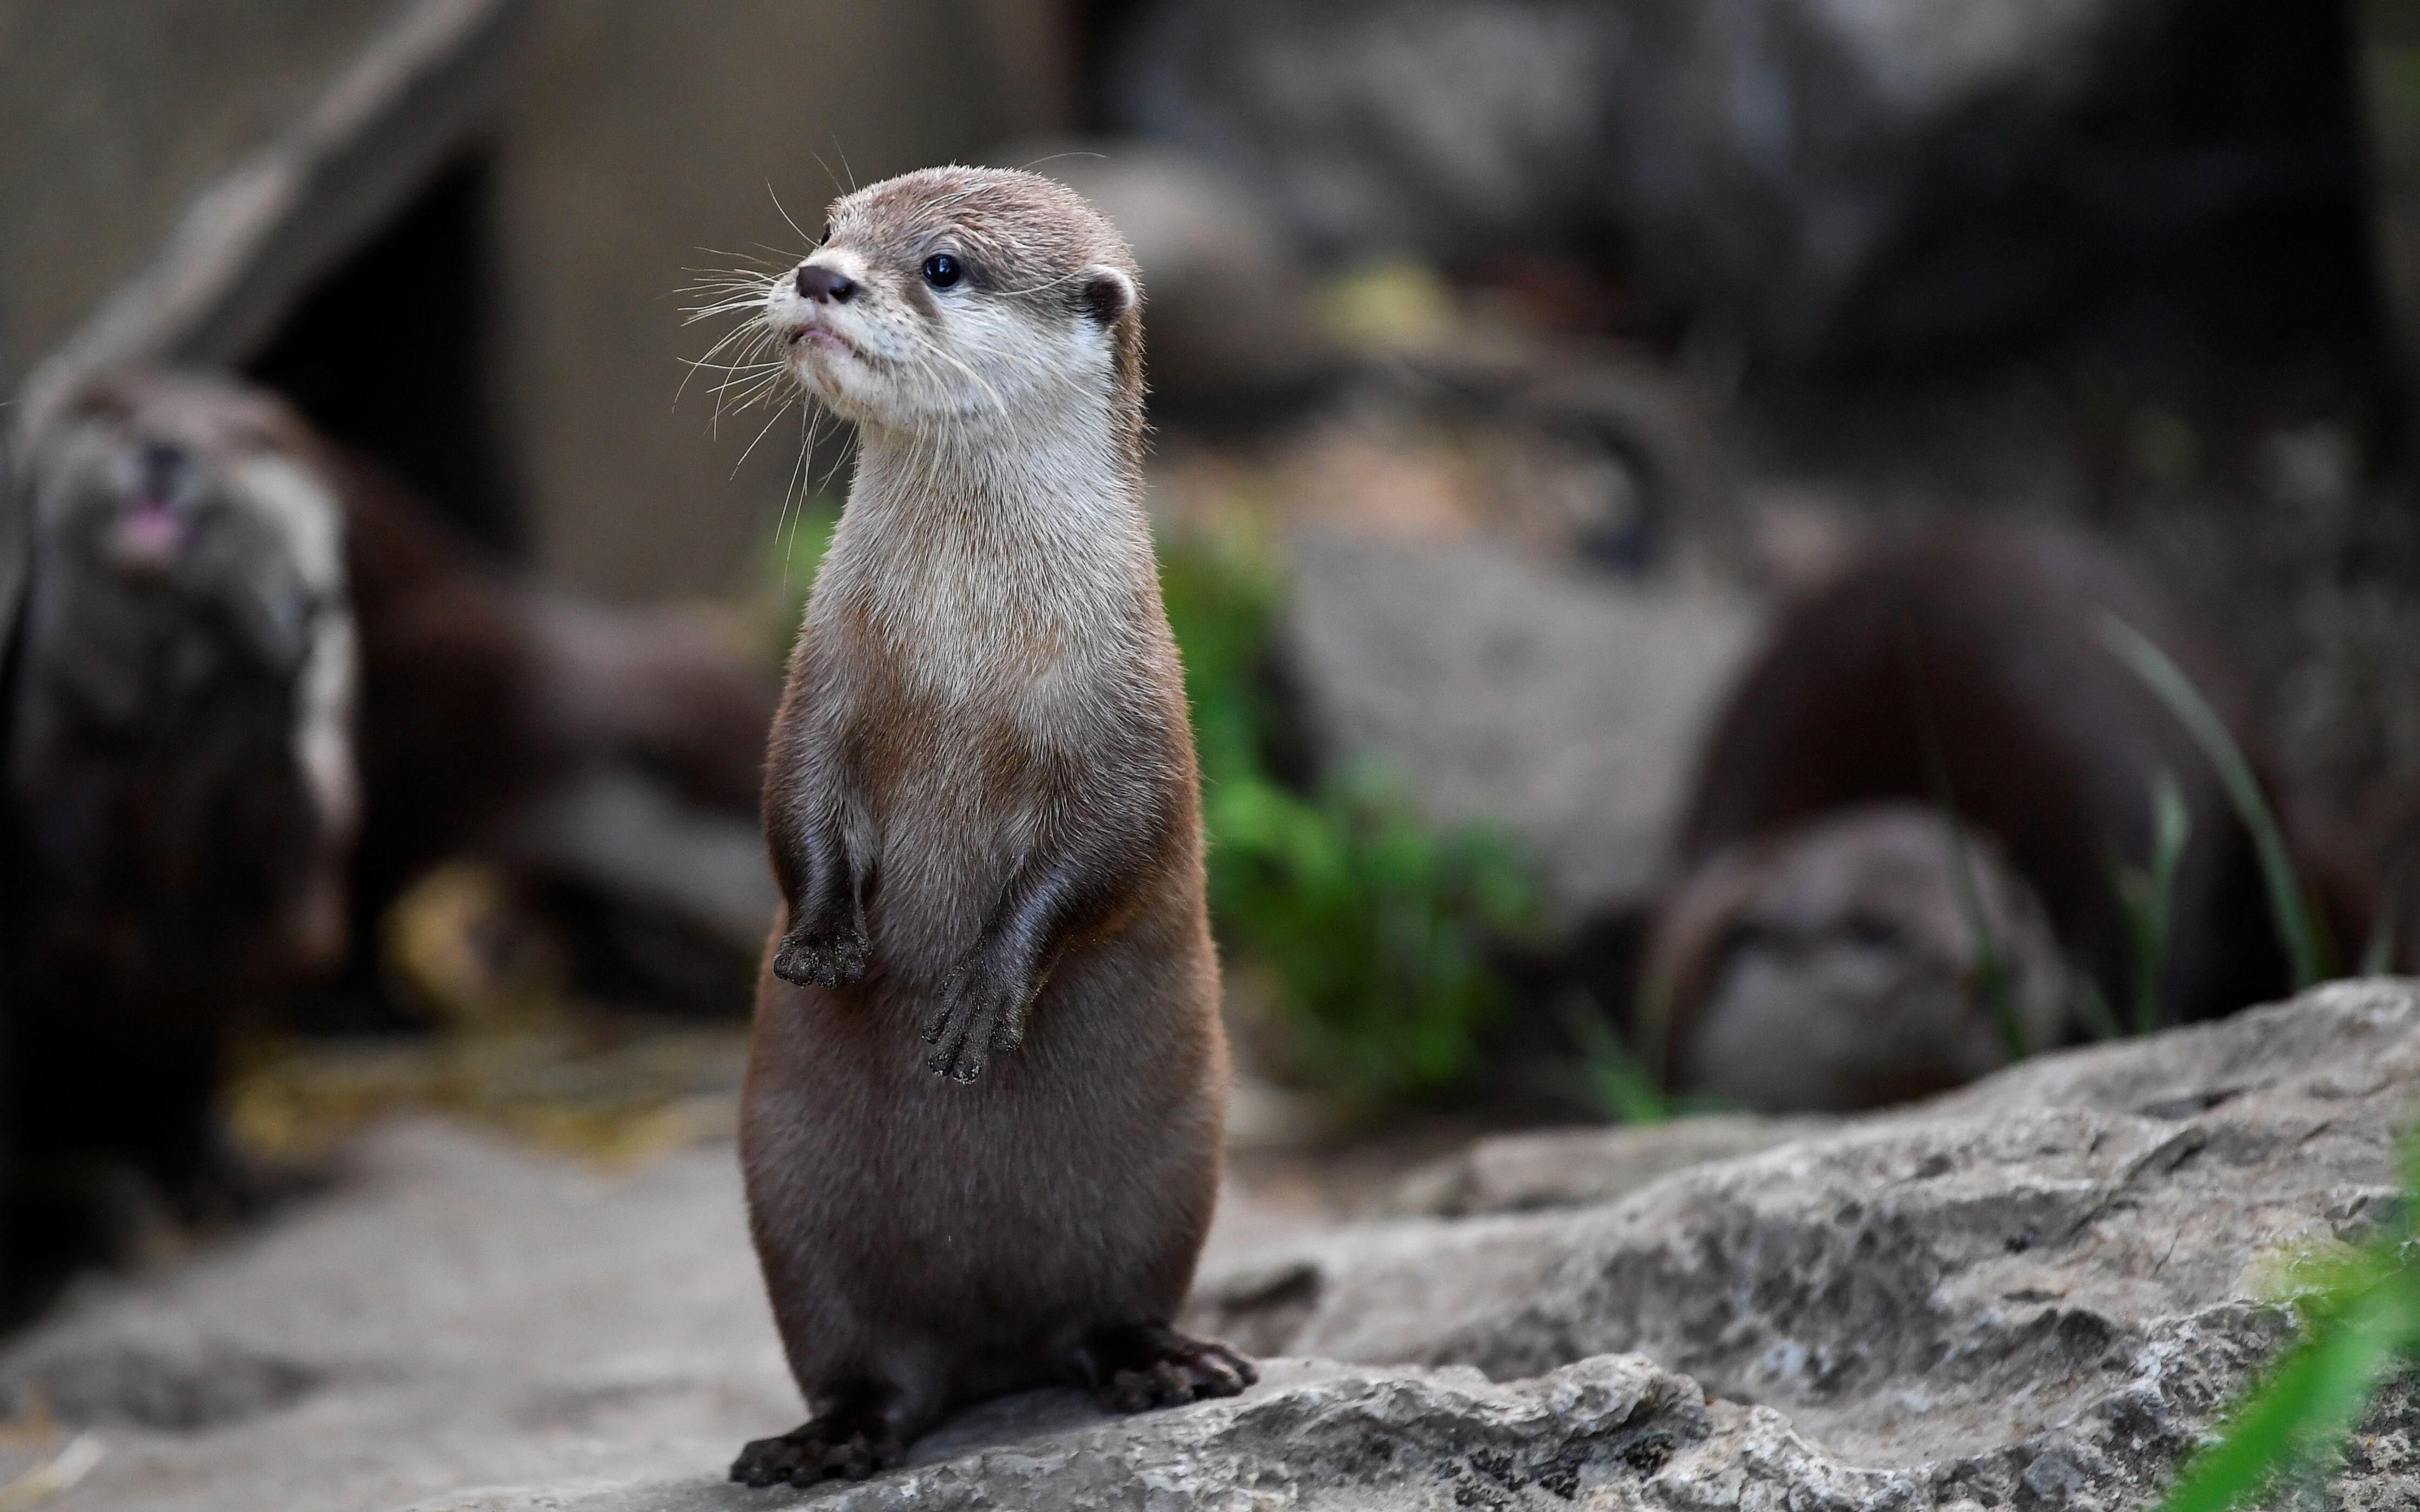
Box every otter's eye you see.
[821,223,833,245]
[922,253,963,289]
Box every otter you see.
[1649,802,2071,1111]
[337,429,781,1013]
[4,369,783,1221]
[731,166,1251,1486]
[9,371,359,1209]
[1676,517,2371,1035]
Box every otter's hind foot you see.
[1072,1322,1259,1413]
[729,1407,903,1487]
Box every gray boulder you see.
[1192,980,2420,1507]
[1278,528,1762,920]
[1376,1112,1836,1218]
[8,982,2418,1510]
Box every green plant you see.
[1934,802,2027,1062]
[1158,524,1538,1102]
[2154,1142,2420,1511]
[1208,766,1535,1098]
[756,499,842,661]
[2099,615,2332,989]
[1898,634,2026,1061]
[1561,990,1672,1124]
[2113,768,2193,1034]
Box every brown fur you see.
[3,368,782,1225]
[8,371,357,1208]
[1650,804,2070,1110]
[735,167,1246,1486]
[339,454,777,948]
[1675,517,2372,1045]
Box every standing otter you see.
[732,166,1251,1485]
[9,372,359,1210]
[4,368,782,1227]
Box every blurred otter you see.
[339,428,781,1012]
[1663,518,2370,1105]
[10,372,359,1209]
[1650,804,2069,1111]
[5,370,781,1220]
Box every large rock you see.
[1191,980,2420,1506]
[8,982,2419,1510]
[1375,1112,1836,1218]
[1106,0,2371,364]
[1279,529,1761,920]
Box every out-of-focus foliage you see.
[1159,522,1537,1102]
[2100,615,2334,988]
[2154,1140,2420,1511]
[755,500,842,662]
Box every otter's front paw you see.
[771,921,871,989]
[919,959,1028,1083]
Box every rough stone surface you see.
[9,982,2420,1510]
[1279,529,1761,919]
[1376,1112,1836,1218]
[1192,981,2420,1507]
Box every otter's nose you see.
[140,441,187,502]
[795,264,856,304]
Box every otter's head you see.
[33,371,346,654]
[763,166,1144,455]
[24,370,360,966]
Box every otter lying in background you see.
[3,370,779,1231]
[1650,803,2071,1111]
[1658,518,2372,1109]
[338,401,781,1009]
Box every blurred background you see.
[3,0,2419,1333]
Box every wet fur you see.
[736,167,1243,1482]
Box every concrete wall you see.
[493,0,1066,599]
[0,0,1066,600]
[0,1,403,363]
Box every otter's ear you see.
[1079,266,1136,327]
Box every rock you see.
[1192,980,2420,1506]
[1376,1112,1836,1218]
[1276,528,1760,919]
[1105,0,2370,364]
[1011,139,1340,415]
[14,983,2420,1510]
[407,1354,1711,1511]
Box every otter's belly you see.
[743,932,1222,1375]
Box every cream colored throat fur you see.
[810,399,1157,710]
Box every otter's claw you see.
[1071,1323,1259,1413]
[730,1411,902,1487]
[772,922,871,989]
[919,960,1028,1083]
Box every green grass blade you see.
[2072,976,2123,1041]
[2098,615,2327,989]
[1559,992,1668,1124]
[2362,887,2398,976]
[2155,1277,2418,1512]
